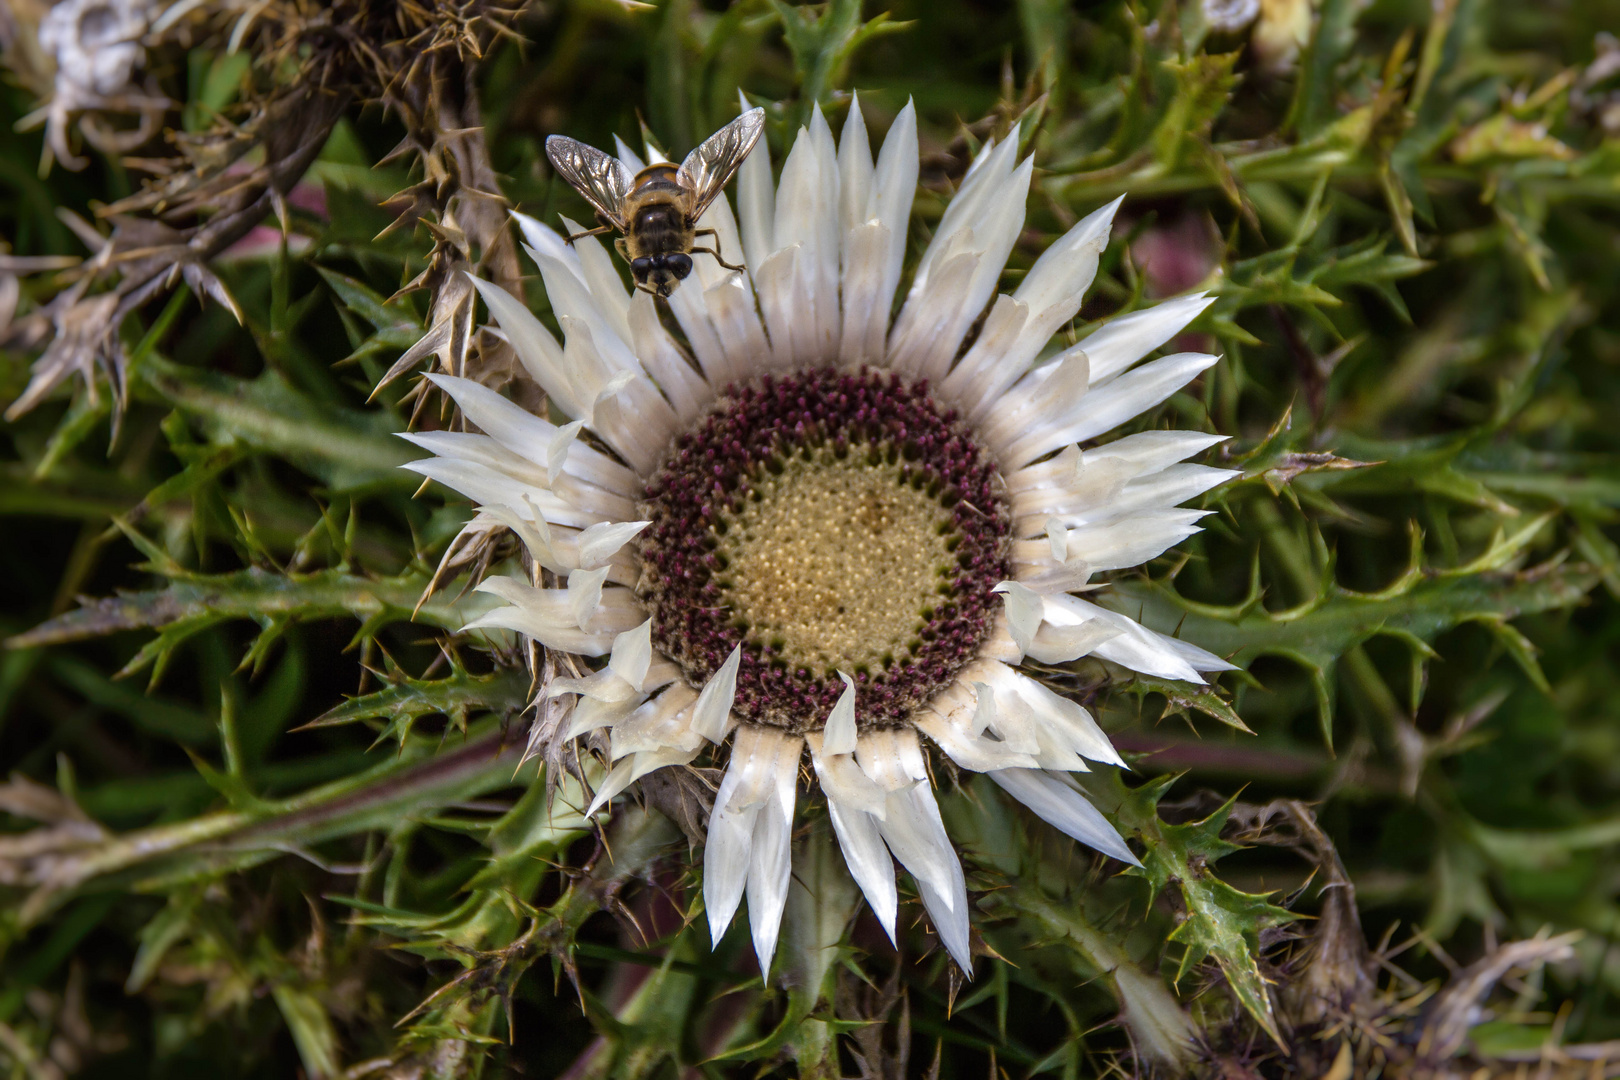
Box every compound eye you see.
[666,253,693,279]
[630,256,653,275]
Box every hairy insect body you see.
[546,110,766,298]
[616,167,698,295]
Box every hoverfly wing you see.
[545,135,634,230]
[677,107,765,221]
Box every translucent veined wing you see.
[677,108,766,221]
[545,136,633,230]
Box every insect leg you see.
[692,229,748,272]
[563,224,616,246]
[692,243,746,273]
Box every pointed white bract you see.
[824,673,858,754]
[405,99,1243,979]
[691,644,743,743]
[988,769,1141,866]
[608,618,653,689]
[705,725,802,973]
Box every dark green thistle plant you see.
[2,0,1620,1078]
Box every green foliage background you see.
[2,0,1620,1076]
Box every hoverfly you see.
[545,108,765,298]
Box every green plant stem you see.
[20,724,532,926]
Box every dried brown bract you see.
[1192,802,1601,1080]
[1,0,534,424]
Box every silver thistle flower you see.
[405,95,1235,975]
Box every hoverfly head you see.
[631,254,688,298]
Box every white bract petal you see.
[890,140,1032,384]
[1014,196,1124,315]
[823,672,858,754]
[610,684,700,759]
[510,212,586,287]
[1082,293,1216,386]
[1046,519,1070,562]
[745,733,801,974]
[993,580,1044,654]
[578,520,650,569]
[1004,353,1220,467]
[417,373,640,498]
[608,618,653,690]
[701,270,771,378]
[838,93,874,239]
[806,733,887,817]
[465,577,642,656]
[914,708,1040,773]
[837,220,892,365]
[588,743,698,817]
[851,98,918,361]
[614,134,645,174]
[970,681,996,736]
[807,732,898,943]
[1014,508,1211,576]
[736,90,775,272]
[399,444,576,525]
[558,214,633,345]
[989,768,1139,865]
[668,271,738,387]
[642,129,669,164]
[465,275,579,417]
[880,778,971,972]
[547,420,584,487]
[690,178,747,292]
[825,796,898,943]
[629,291,711,423]
[856,727,930,791]
[705,725,772,944]
[566,565,611,630]
[565,690,647,741]
[1046,593,1234,681]
[965,658,1123,768]
[691,645,743,743]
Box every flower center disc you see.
[637,368,1010,732]
[719,445,956,677]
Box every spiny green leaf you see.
[271,985,341,1080]
[126,889,202,993]
[1101,775,1297,1047]
[1106,553,1589,740]
[298,666,530,750]
[43,653,215,745]
[1119,673,1254,734]
[949,776,1200,1071]
[137,355,417,493]
[316,267,419,334]
[9,567,491,683]
[1286,0,1372,138]
[33,390,109,480]
[317,267,424,368]
[1152,54,1239,172]
[768,0,909,120]
[16,724,537,927]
